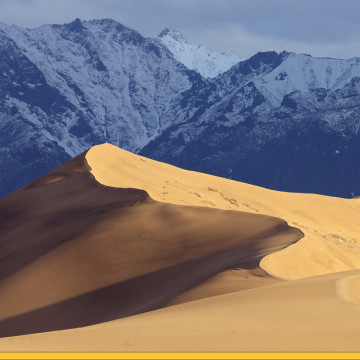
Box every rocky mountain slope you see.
[0,18,359,198]
[142,52,360,197]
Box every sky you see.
[0,0,360,59]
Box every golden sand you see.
[87,143,360,280]
[1,270,359,352]
[1,143,359,352]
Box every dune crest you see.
[87,143,360,279]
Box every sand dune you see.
[0,149,300,338]
[1,142,359,351]
[87,143,360,279]
[1,269,360,352]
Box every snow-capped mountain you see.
[157,28,241,78]
[141,51,360,198]
[0,19,200,155]
[141,52,360,197]
[0,18,205,196]
[255,52,360,106]
[0,18,360,198]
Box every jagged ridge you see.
[0,18,360,197]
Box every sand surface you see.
[87,143,360,280]
[1,269,360,352]
[1,142,359,351]
[0,148,300,338]
[164,267,282,307]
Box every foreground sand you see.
[1,269,360,352]
[88,143,360,280]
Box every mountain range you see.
[0,18,359,198]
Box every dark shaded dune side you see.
[0,231,296,338]
[0,151,303,337]
[0,152,147,283]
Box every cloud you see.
[0,0,359,59]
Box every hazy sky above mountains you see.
[1,0,359,59]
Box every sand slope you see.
[87,143,360,279]
[1,143,360,351]
[1,269,360,352]
[0,150,300,338]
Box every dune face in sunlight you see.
[0,150,301,338]
[87,143,360,280]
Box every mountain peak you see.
[158,28,188,43]
[88,18,122,27]
[62,17,86,33]
[157,27,241,78]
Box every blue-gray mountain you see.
[0,19,359,198]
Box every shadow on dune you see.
[0,150,303,338]
[0,233,295,338]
